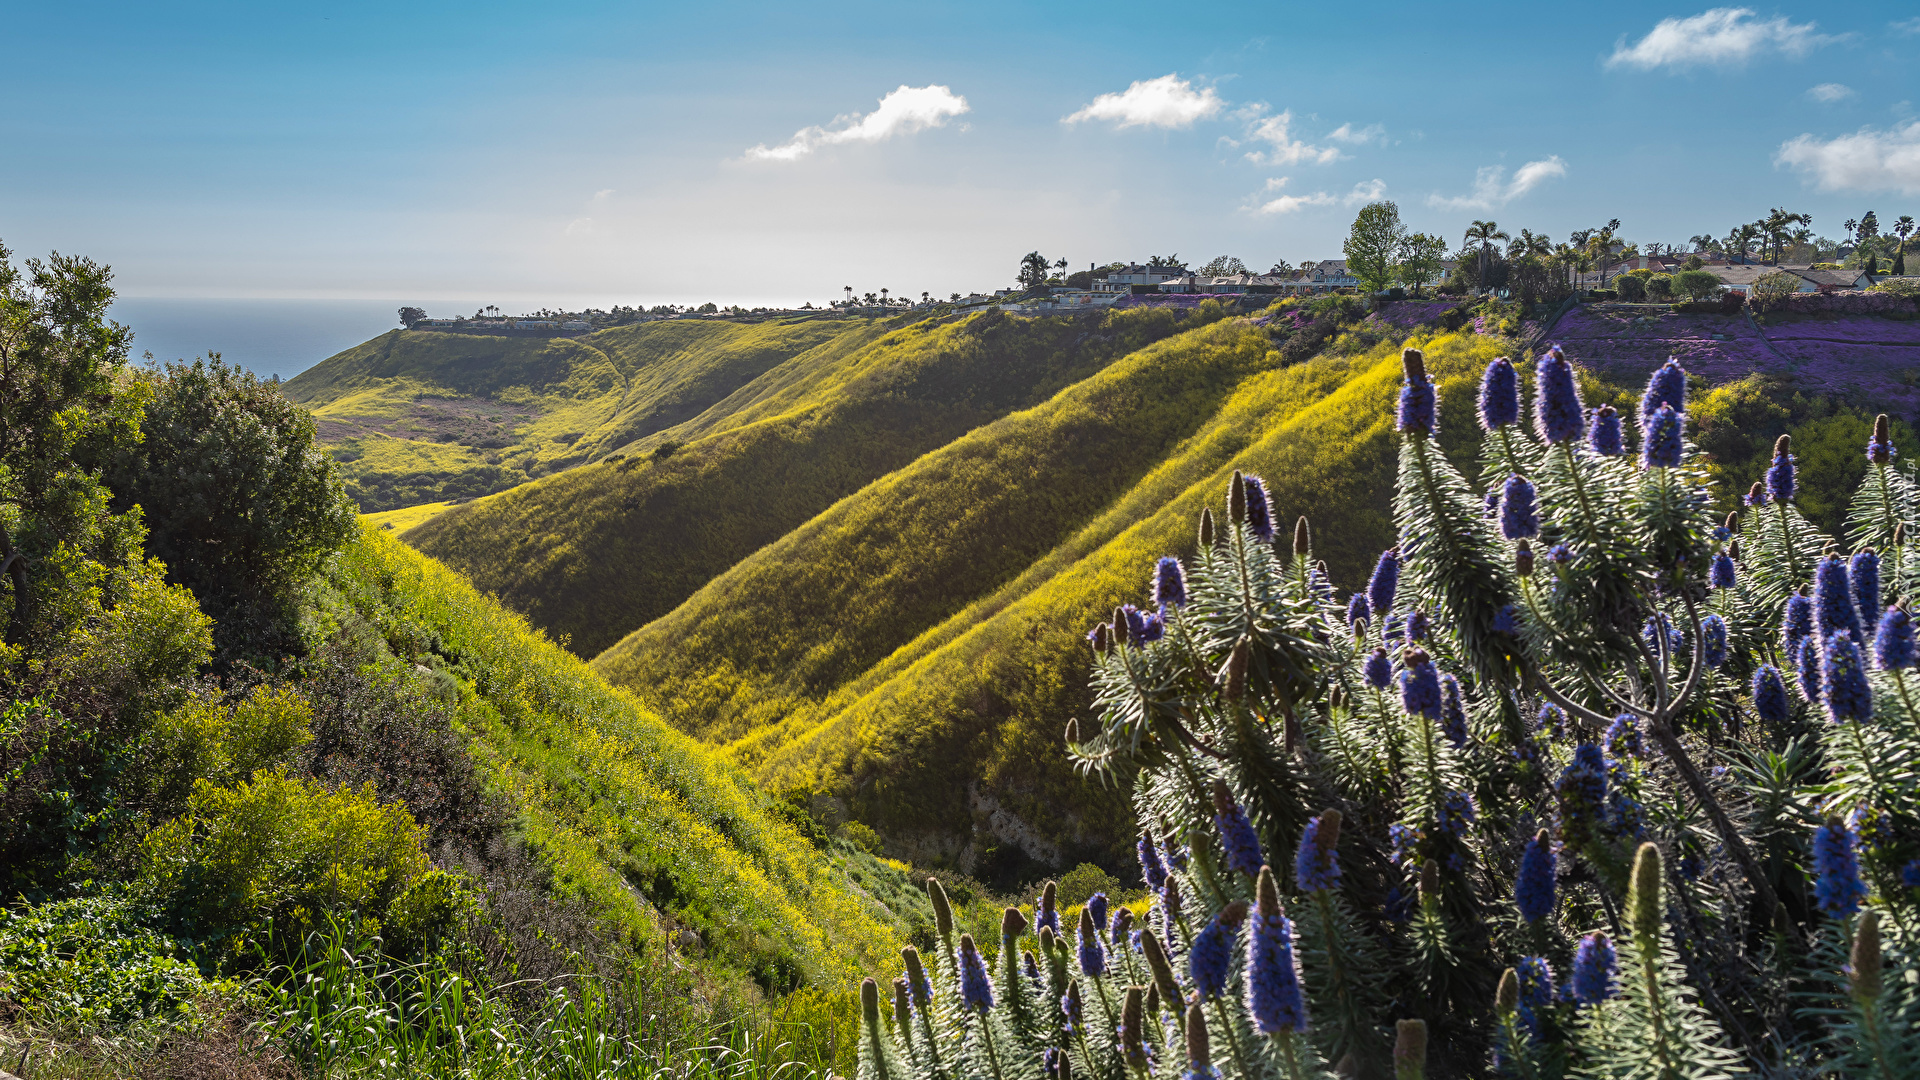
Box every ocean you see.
[107,298,482,382]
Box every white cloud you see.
[593,188,615,200]
[1326,122,1386,145]
[746,84,970,161]
[1807,83,1856,103]
[1254,177,1385,215]
[1606,8,1834,71]
[1427,156,1568,211]
[1775,120,1920,195]
[565,217,594,235]
[1064,74,1224,129]
[1241,110,1344,166]
[1894,17,1920,35]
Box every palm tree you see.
[1893,216,1915,276]
[1464,220,1508,288]
[1507,229,1550,261]
[880,288,889,305]
[843,286,853,307]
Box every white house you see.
[1093,263,1188,292]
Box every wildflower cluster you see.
[858,351,1920,1080]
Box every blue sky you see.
[4,1,1916,310]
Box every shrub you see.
[0,896,209,1025]
[1749,270,1804,311]
[1674,268,1721,301]
[1614,274,1647,301]
[141,684,314,808]
[137,770,430,959]
[1052,862,1120,908]
[1646,273,1674,300]
[840,820,883,854]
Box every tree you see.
[1506,229,1550,261]
[1052,257,1068,281]
[1147,254,1184,269]
[1396,232,1449,296]
[1463,220,1508,287]
[1199,255,1248,278]
[1344,201,1406,296]
[1893,215,1914,276]
[1017,251,1051,290]
[108,356,357,662]
[397,306,426,329]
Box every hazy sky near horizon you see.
[5,1,1918,310]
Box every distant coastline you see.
[109,297,481,381]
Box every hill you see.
[400,306,1197,656]
[284,317,881,511]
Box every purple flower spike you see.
[1571,932,1616,1004]
[1478,357,1520,431]
[1642,403,1684,469]
[1499,474,1539,540]
[1874,606,1915,670]
[1534,346,1584,443]
[1368,548,1401,621]
[1812,817,1868,918]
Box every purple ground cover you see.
[1549,307,1787,385]
[1758,315,1920,345]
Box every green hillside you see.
[403,307,1197,656]
[285,317,877,511]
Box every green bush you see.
[137,770,431,960]
[1614,274,1646,301]
[840,821,882,854]
[1052,862,1120,908]
[141,684,314,808]
[1674,268,1720,301]
[0,896,209,1025]
[1647,273,1674,300]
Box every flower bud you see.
[1220,639,1249,701]
[1419,859,1439,902]
[1629,842,1663,945]
[1393,1018,1428,1080]
[1184,999,1211,1068]
[1897,522,1907,547]
[1199,506,1215,548]
[1143,982,1160,1018]
[926,880,954,941]
[1294,516,1312,557]
[860,977,882,1029]
[1119,986,1148,1068]
[1064,717,1081,744]
[1090,625,1109,654]
[1516,540,1534,577]
[1723,511,1738,535]
[1403,347,1428,385]
[1003,906,1028,939]
[1850,909,1882,1002]
[1776,434,1792,457]
[1496,968,1519,1014]
[1230,470,1248,525]
[1039,924,1057,957]
[902,946,931,1009]
[892,976,912,1028]
[1141,928,1184,1011]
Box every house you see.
[1093,263,1188,293]
[1708,264,1873,295]
[1157,272,1296,295]
[561,319,592,331]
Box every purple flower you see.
[1605,714,1642,758]
[1368,548,1401,620]
[1493,603,1520,635]
[1515,832,1556,923]
[1641,403,1684,469]
[958,935,995,1011]
[1548,543,1573,565]
[1213,790,1266,877]
[1347,593,1371,635]
[1499,474,1539,540]
[1138,609,1166,643]
[1782,592,1814,658]
[1087,892,1109,933]
[1399,649,1442,718]
[1478,357,1520,430]
[1823,632,1874,723]
[1588,404,1624,456]
[1514,957,1555,1036]
[1245,908,1307,1034]
[1154,557,1189,609]
[1570,933,1616,1004]
[1294,813,1341,892]
[1440,673,1468,748]
[1405,609,1430,641]
[1556,745,1608,846]
[1641,358,1687,422]
[1436,790,1477,836]
[1702,614,1727,669]
[1138,833,1169,891]
[1767,450,1796,503]
[1363,647,1393,689]
[1752,665,1790,725]
[1903,859,1920,888]
[1874,606,1915,670]
[1077,908,1107,977]
[1710,553,1737,590]
[1398,367,1438,436]
[1797,635,1824,703]
[1244,475,1275,541]
[1812,818,1868,918]
[1814,555,1863,643]
[1536,703,1566,739]
[1189,912,1234,998]
[1867,419,1897,465]
[1534,346,1584,443]
[1850,550,1879,627]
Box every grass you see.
[362,500,459,533]
[317,523,910,992]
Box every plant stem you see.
[1209,996,1256,1080]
